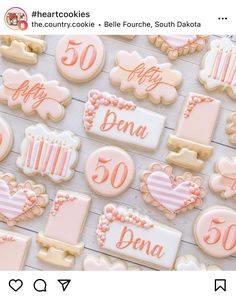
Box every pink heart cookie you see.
[0,172,48,226]
[140,162,206,219]
[148,35,207,60]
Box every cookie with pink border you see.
[96,203,182,270]
[109,51,182,105]
[85,146,135,197]
[140,162,206,219]
[17,124,80,183]
[0,69,71,121]
[209,157,236,200]
[226,112,236,145]
[83,89,165,151]
[0,117,13,161]
[193,206,236,258]
[0,171,48,226]
[199,38,236,99]
[37,190,91,268]
[56,35,105,83]
[148,35,207,60]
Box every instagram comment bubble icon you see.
[4,7,28,31]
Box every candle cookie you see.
[174,255,221,271]
[109,50,182,105]
[56,35,105,83]
[209,157,236,200]
[166,92,221,171]
[226,112,236,145]
[85,146,134,197]
[199,38,236,99]
[0,69,71,121]
[0,35,46,64]
[96,203,182,270]
[0,229,31,270]
[37,190,91,268]
[140,162,206,219]
[17,124,80,183]
[83,254,140,271]
[0,171,48,226]
[193,206,236,258]
[0,117,13,161]
[83,89,165,151]
[148,35,207,60]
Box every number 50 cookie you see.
[56,35,105,83]
[193,206,236,258]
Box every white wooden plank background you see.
[0,35,236,271]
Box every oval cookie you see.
[0,117,13,161]
[193,206,236,258]
[56,35,105,83]
[85,146,134,197]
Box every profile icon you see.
[4,7,28,30]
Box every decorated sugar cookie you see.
[140,162,206,219]
[0,229,31,270]
[148,35,207,60]
[85,146,134,197]
[0,35,46,64]
[83,254,140,271]
[96,203,182,270]
[174,255,221,271]
[83,89,166,150]
[0,117,13,161]
[226,112,236,145]
[193,206,236,258]
[109,51,182,105]
[0,69,71,121]
[199,38,236,99]
[37,190,91,268]
[17,124,80,183]
[209,157,236,200]
[166,92,221,171]
[56,35,105,83]
[0,171,48,226]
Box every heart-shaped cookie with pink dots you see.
[140,162,206,219]
[0,171,48,226]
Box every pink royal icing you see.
[0,172,48,226]
[109,50,182,105]
[83,90,166,151]
[159,35,198,49]
[56,35,105,83]
[176,92,221,145]
[140,162,206,219]
[85,146,135,197]
[194,206,236,258]
[0,69,71,121]
[0,229,31,270]
[97,204,154,247]
[44,190,91,245]
[84,89,136,131]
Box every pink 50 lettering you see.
[61,40,97,70]
[92,157,128,189]
[203,217,236,251]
